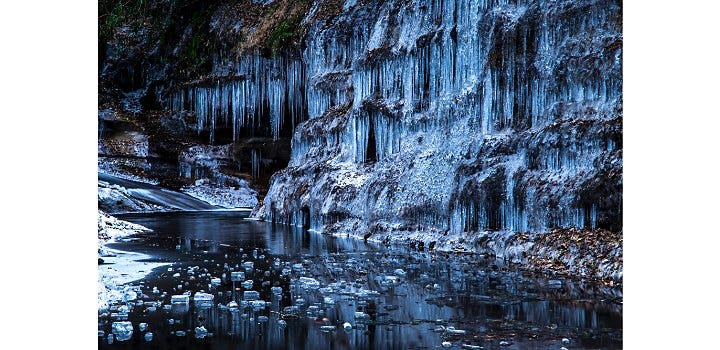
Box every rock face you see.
[249,0,622,243]
[100,0,622,248]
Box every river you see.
[98,181,622,349]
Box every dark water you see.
[100,211,622,349]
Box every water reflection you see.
[101,211,622,349]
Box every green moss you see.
[98,0,148,42]
[268,19,299,56]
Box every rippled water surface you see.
[99,211,622,349]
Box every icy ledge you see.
[181,179,258,208]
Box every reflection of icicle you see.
[251,149,260,180]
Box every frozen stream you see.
[99,209,621,349]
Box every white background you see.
[0,0,717,347]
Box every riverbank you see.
[97,211,170,310]
[306,219,622,286]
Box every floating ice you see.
[123,289,137,302]
[175,331,186,337]
[343,322,352,331]
[211,277,222,286]
[278,320,287,327]
[195,326,208,339]
[394,269,407,277]
[320,325,336,332]
[257,316,269,322]
[107,334,114,344]
[446,326,466,335]
[354,312,369,319]
[250,300,266,311]
[227,301,239,309]
[172,273,180,278]
[376,275,400,287]
[144,332,153,342]
[562,338,571,345]
[242,280,254,289]
[138,323,148,332]
[194,292,214,306]
[271,286,283,295]
[171,295,189,304]
[231,271,245,282]
[323,296,335,305]
[243,261,254,270]
[298,277,320,289]
[111,321,133,342]
[243,291,260,300]
[442,342,452,348]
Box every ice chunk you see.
[354,312,369,319]
[98,330,104,337]
[172,273,180,278]
[175,331,186,337]
[298,277,320,289]
[138,323,148,332]
[442,342,452,348]
[271,286,283,295]
[243,261,254,270]
[343,322,352,331]
[111,321,133,342]
[230,271,245,282]
[323,297,335,305]
[195,326,208,339]
[376,275,400,287]
[394,269,407,277]
[257,316,269,322]
[320,325,336,332]
[243,291,260,300]
[107,334,114,344]
[194,292,215,305]
[144,332,153,342]
[123,289,137,302]
[446,326,466,335]
[171,295,189,304]
[562,338,571,345]
[241,280,254,289]
[227,301,239,309]
[278,319,287,327]
[250,300,266,311]
[210,277,222,286]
